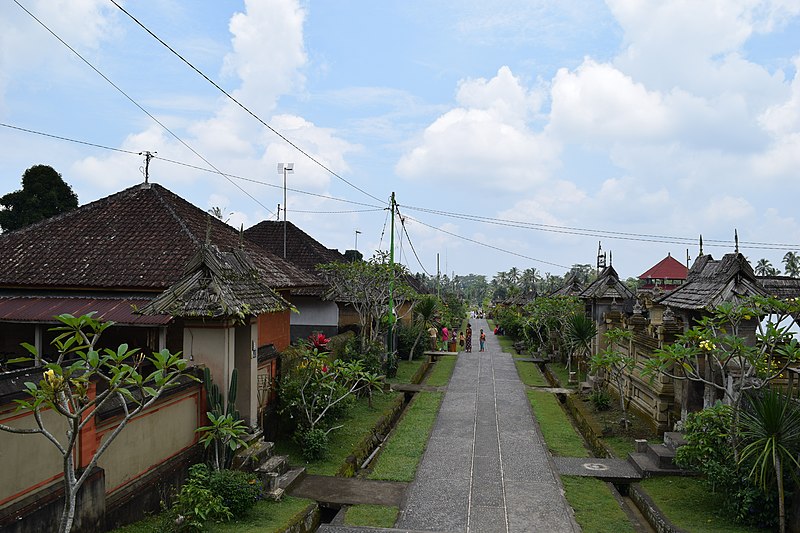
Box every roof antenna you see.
[699,234,704,256]
[139,151,156,184]
[734,229,739,253]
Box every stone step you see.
[663,431,687,451]
[645,443,679,470]
[277,467,307,492]
[231,439,274,472]
[256,454,289,477]
[627,452,658,478]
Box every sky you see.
[2,0,800,282]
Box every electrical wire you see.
[13,0,276,217]
[109,0,385,205]
[396,206,431,275]
[0,121,385,210]
[378,206,390,251]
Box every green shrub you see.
[172,464,232,531]
[298,427,330,461]
[396,322,426,361]
[207,469,261,516]
[588,390,611,411]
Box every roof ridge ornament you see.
[735,229,739,253]
[699,234,704,256]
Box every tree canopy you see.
[0,165,78,232]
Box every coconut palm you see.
[739,388,800,533]
[566,313,597,383]
[783,252,800,278]
[755,258,780,277]
[409,295,439,361]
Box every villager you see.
[479,329,486,352]
[427,325,437,351]
[441,326,449,351]
[459,331,465,348]
[465,324,473,353]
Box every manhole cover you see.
[582,463,609,471]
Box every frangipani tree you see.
[0,313,195,533]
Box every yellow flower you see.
[743,315,751,320]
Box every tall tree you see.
[0,165,78,232]
[783,252,800,278]
[755,258,780,277]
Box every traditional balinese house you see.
[638,253,688,293]
[244,220,346,342]
[0,181,319,530]
[579,265,635,356]
[548,273,584,297]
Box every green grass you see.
[526,390,588,457]
[425,357,456,387]
[495,334,517,354]
[112,496,314,533]
[344,504,399,528]
[641,477,765,533]
[602,435,637,459]
[561,476,636,533]
[547,362,578,389]
[274,392,401,475]
[515,360,548,387]
[369,392,444,481]
[390,359,425,384]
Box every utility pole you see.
[388,192,396,357]
[277,163,294,258]
[436,253,440,299]
[139,151,156,183]
[355,230,361,251]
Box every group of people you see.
[427,322,487,353]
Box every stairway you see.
[232,430,306,500]
[627,431,689,478]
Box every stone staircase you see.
[232,429,306,500]
[627,431,689,478]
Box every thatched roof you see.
[579,266,634,301]
[549,273,584,297]
[758,276,800,301]
[137,244,291,319]
[656,253,766,310]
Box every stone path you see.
[290,475,407,506]
[394,319,579,533]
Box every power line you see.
[396,206,431,275]
[0,121,385,210]
[13,0,276,217]
[109,0,385,206]
[404,214,570,270]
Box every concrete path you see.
[290,475,408,506]
[395,319,579,533]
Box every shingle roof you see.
[138,245,290,319]
[639,254,688,281]
[0,183,320,291]
[579,266,635,301]
[549,273,584,297]
[757,276,800,301]
[656,253,766,310]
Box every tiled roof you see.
[0,295,171,325]
[579,266,635,301]
[639,254,688,281]
[758,276,800,300]
[656,253,766,310]
[0,183,320,291]
[244,220,346,274]
[138,245,290,319]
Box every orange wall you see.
[258,299,291,351]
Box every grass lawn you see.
[494,334,517,355]
[425,357,456,387]
[526,390,588,457]
[390,359,425,385]
[112,496,315,533]
[274,392,401,475]
[368,392,443,481]
[641,477,767,533]
[546,362,578,389]
[561,476,636,533]
[344,504,399,528]
[515,360,548,387]
[601,435,637,459]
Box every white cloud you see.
[702,195,756,224]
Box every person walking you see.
[479,329,486,352]
[441,325,449,351]
[465,324,472,353]
[459,331,465,350]
[427,325,438,351]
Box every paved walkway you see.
[291,475,407,506]
[395,319,579,533]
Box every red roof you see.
[0,296,171,325]
[639,254,688,280]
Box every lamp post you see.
[277,163,294,258]
[354,230,361,251]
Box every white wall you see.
[291,297,338,327]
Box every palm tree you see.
[507,267,520,287]
[755,258,780,277]
[739,388,800,533]
[783,252,800,278]
[409,295,438,361]
[566,314,597,383]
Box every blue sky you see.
[2,1,800,281]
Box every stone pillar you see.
[234,319,258,427]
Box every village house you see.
[0,181,321,531]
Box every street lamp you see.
[277,163,294,258]
[354,230,361,251]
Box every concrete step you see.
[256,454,289,477]
[231,439,274,472]
[277,467,306,492]
[646,443,678,470]
[628,452,658,478]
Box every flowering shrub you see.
[308,331,330,350]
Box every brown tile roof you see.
[656,253,766,310]
[244,220,346,273]
[0,183,320,291]
[0,295,171,325]
[138,245,291,319]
